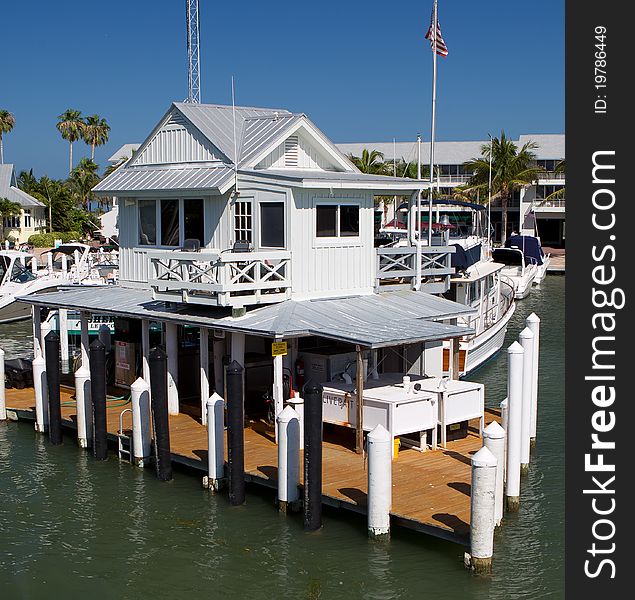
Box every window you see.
[161,199,179,246]
[24,210,31,228]
[183,199,204,245]
[138,200,157,245]
[316,203,360,238]
[234,201,252,244]
[260,202,285,248]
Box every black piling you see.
[89,339,108,460]
[303,380,324,532]
[149,346,172,481]
[226,360,245,506]
[44,330,62,445]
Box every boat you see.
[504,234,551,284]
[491,244,537,299]
[0,252,64,324]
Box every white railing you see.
[537,171,565,181]
[533,198,566,209]
[148,249,292,308]
[376,244,455,293]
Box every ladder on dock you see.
[117,408,133,463]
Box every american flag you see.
[424,6,449,57]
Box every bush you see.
[28,231,82,247]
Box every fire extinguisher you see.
[295,358,305,392]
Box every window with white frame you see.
[315,203,360,238]
[24,210,31,228]
[137,198,204,247]
[234,201,253,244]
[3,215,21,229]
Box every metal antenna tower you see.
[185,0,201,103]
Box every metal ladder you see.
[117,408,133,463]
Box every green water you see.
[0,276,564,599]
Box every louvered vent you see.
[166,113,187,127]
[284,135,299,167]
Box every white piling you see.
[0,348,6,422]
[204,392,226,491]
[32,355,48,433]
[287,395,304,450]
[467,446,497,574]
[526,313,541,444]
[519,327,535,474]
[47,251,53,273]
[505,341,524,511]
[483,421,505,526]
[130,377,152,467]
[165,322,179,415]
[59,309,70,373]
[276,405,301,512]
[499,398,508,482]
[32,306,42,358]
[61,253,68,274]
[98,324,111,352]
[74,366,92,448]
[367,424,392,539]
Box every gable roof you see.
[0,164,44,208]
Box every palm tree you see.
[83,115,111,160]
[57,109,85,174]
[69,158,101,209]
[0,109,16,164]
[460,131,540,244]
[0,197,22,236]
[348,149,390,175]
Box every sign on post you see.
[272,341,288,357]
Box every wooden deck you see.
[4,386,501,545]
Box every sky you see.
[0,0,564,179]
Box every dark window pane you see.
[161,199,180,246]
[138,200,156,245]
[316,205,337,237]
[340,205,360,236]
[184,199,204,245]
[260,202,285,248]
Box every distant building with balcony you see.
[337,133,565,247]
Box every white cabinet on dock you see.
[321,374,438,454]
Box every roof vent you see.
[284,135,299,167]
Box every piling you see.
[98,323,111,353]
[204,392,226,491]
[526,313,541,445]
[74,366,92,448]
[90,339,108,460]
[483,421,505,526]
[277,405,301,513]
[149,347,173,481]
[287,395,305,450]
[33,355,48,433]
[467,446,497,574]
[500,397,508,482]
[367,424,392,539]
[0,348,6,422]
[32,306,42,358]
[59,309,70,374]
[303,380,324,532]
[505,341,524,511]
[519,327,535,474]
[226,360,245,505]
[165,323,179,415]
[45,331,62,445]
[130,378,152,467]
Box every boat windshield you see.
[0,255,9,284]
[492,248,523,266]
[10,259,36,283]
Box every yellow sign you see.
[271,341,288,356]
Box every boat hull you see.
[0,300,31,324]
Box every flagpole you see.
[417,134,422,239]
[428,0,439,247]
[487,133,493,254]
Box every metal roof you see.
[0,164,44,208]
[239,114,303,165]
[93,164,235,194]
[108,143,140,163]
[19,286,474,349]
[517,134,565,159]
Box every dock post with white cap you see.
[519,327,535,475]
[130,377,152,467]
[276,405,301,513]
[526,313,541,446]
[33,355,48,433]
[505,341,524,511]
[74,365,92,448]
[203,392,226,491]
[466,446,497,574]
[367,424,392,539]
[483,421,505,526]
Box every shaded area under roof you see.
[19,286,474,349]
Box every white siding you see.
[134,116,222,165]
[256,128,340,171]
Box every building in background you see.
[0,164,47,245]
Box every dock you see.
[4,385,501,545]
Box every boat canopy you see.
[492,247,524,267]
[451,243,482,271]
[504,235,544,266]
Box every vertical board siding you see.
[256,129,340,171]
[135,125,220,165]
